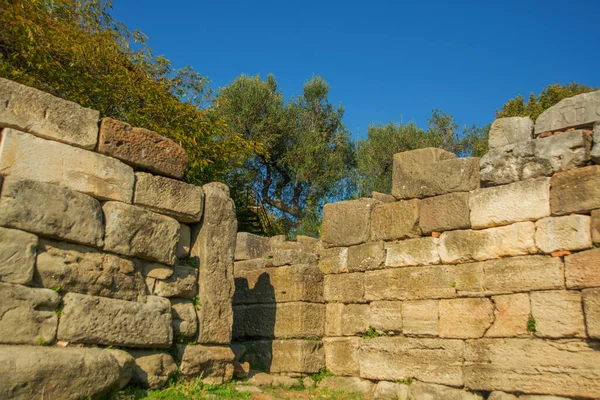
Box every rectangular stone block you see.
[323,337,360,376]
[534,90,600,135]
[485,293,530,338]
[392,148,456,199]
[153,264,198,299]
[535,215,592,253]
[0,77,99,149]
[133,172,203,223]
[583,288,600,339]
[0,282,59,345]
[565,249,600,289]
[439,298,494,338]
[359,337,464,386]
[402,300,439,336]
[324,272,364,303]
[103,201,179,265]
[550,166,600,215]
[365,265,457,301]
[235,232,271,261]
[240,339,324,373]
[177,344,234,384]
[0,178,104,247]
[321,198,380,247]
[370,200,421,241]
[318,246,348,274]
[171,298,198,339]
[439,222,537,264]
[385,237,440,267]
[469,178,550,229]
[489,117,533,148]
[35,240,146,302]
[464,338,600,398]
[370,301,402,333]
[325,303,370,336]
[530,290,586,338]
[419,192,470,234]
[98,118,188,179]
[347,241,386,272]
[0,226,37,284]
[264,249,318,267]
[57,292,172,347]
[234,258,265,276]
[0,128,134,202]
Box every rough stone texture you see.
[347,241,386,272]
[177,224,191,258]
[191,182,237,344]
[325,303,370,336]
[408,382,483,400]
[103,201,180,265]
[439,222,537,264]
[0,346,128,400]
[469,178,550,229]
[534,90,600,135]
[0,282,59,345]
[321,198,380,247]
[519,396,572,400]
[392,148,456,199]
[375,381,409,400]
[264,249,318,267]
[142,261,173,280]
[323,337,360,376]
[107,349,136,390]
[233,258,265,276]
[318,246,348,274]
[171,298,198,338]
[386,237,440,267]
[0,178,104,247]
[235,232,271,261]
[372,191,397,203]
[0,77,99,149]
[535,215,592,253]
[365,265,457,301]
[439,298,495,338]
[402,300,439,336]
[486,293,530,337]
[530,290,586,338]
[98,117,188,179]
[129,351,177,389]
[464,338,600,398]
[535,130,592,172]
[319,376,374,395]
[0,226,37,284]
[240,339,324,373]
[134,172,203,223]
[488,392,517,400]
[154,264,198,298]
[489,117,534,148]
[420,192,470,234]
[550,166,600,215]
[591,121,600,163]
[324,272,364,303]
[178,344,234,384]
[370,301,403,332]
[371,200,421,241]
[0,128,134,202]
[57,292,172,347]
[360,337,464,386]
[583,288,600,339]
[591,209,600,244]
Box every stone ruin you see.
[0,76,600,399]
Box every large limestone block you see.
[240,339,324,373]
[485,293,530,337]
[57,292,172,347]
[534,130,592,171]
[469,178,550,229]
[171,298,198,339]
[386,237,440,267]
[234,258,265,276]
[103,201,180,265]
[535,215,592,253]
[402,300,439,336]
[318,246,348,274]
[370,301,403,333]
[392,148,456,199]
[420,192,470,234]
[0,346,129,400]
[324,272,364,303]
[439,298,494,338]
[464,338,600,398]
[0,178,104,247]
[322,198,380,247]
[489,117,533,148]
[325,303,370,336]
[408,382,483,400]
[565,249,600,288]
[534,90,600,135]
[372,191,397,203]
[323,337,361,376]
[191,182,236,344]
[264,249,318,267]
[129,350,178,389]
[371,199,421,241]
[375,381,409,400]
[439,222,537,264]
[360,337,465,386]
[0,226,37,284]
[178,344,234,384]
[35,240,146,301]
[319,376,374,395]
[134,172,203,222]
[347,241,386,272]
[0,77,99,149]
[0,128,134,202]
[583,288,600,339]
[235,232,271,260]
[550,166,600,215]
[530,290,586,338]
[98,117,188,179]
[154,263,198,298]
[0,282,59,345]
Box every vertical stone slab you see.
[0,227,38,284]
[583,288,600,339]
[191,182,237,344]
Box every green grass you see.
[361,326,380,339]
[527,314,537,333]
[114,379,251,399]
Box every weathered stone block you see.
[550,166,600,215]
[392,148,456,199]
[324,272,364,303]
[325,303,370,336]
[583,288,600,339]
[469,178,550,229]
[386,237,440,267]
[370,301,403,332]
[264,249,318,267]
[591,209,600,244]
[409,382,483,400]
[323,337,361,376]
[177,224,191,258]
[0,226,37,284]
[57,292,172,347]
[347,241,386,272]
[0,77,99,149]
[486,293,530,337]
[439,298,494,338]
[0,282,59,345]
[134,172,203,222]
[464,338,600,398]
[98,117,188,179]
[0,178,104,247]
[365,265,456,301]
[360,337,464,386]
[240,339,324,373]
[142,261,173,280]
[375,381,409,400]
[534,90,600,135]
[103,201,179,265]
[402,300,439,336]
[35,240,146,302]
[235,232,271,260]
[420,192,470,234]
[171,298,198,339]
[154,264,198,298]
[372,191,396,203]
[0,128,134,202]
[530,290,586,338]
[371,199,421,241]
[489,117,533,148]
[177,344,234,384]
[487,392,517,400]
[591,121,600,163]
[322,198,380,247]
[439,222,537,264]
[566,249,600,289]
[233,258,265,276]
[535,215,592,253]
[318,246,348,274]
[535,130,592,171]
[481,256,564,295]
[129,350,178,389]
[319,377,374,395]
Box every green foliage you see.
[396,377,414,385]
[309,368,335,383]
[361,326,381,339]
[114,378,251,399]
[527,314,537,333]
[37,337,46,346]
[51,286,61,293]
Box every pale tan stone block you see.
[318,246,348,274]
[370,301,403,333]
[439,298,494,338]
[323,337,360,376]
[385,237,440,267]
[324,272,364,303]
[486,293,530,337]
[583,288,600,339]
[530,290,586,338]
[402,300,439,336]
[535,215,592,253]
[347,241,386,272]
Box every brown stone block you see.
[325,303,370,336]
[370,301,403,333]
[402,300,439,336]
[551,165,600,215]
[323,337,360,376]
[565,248,600,289]
[347,241,386,272]
[240,339,324,373]
[324,272,364,303]
[322,198,380,247]
[583,288,600,339]
[485,293,530,338]
[439,298,494,338]
[370,199,421,241]
[420,192,471,234]
[530,290,586,338]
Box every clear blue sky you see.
[111,0,600,140]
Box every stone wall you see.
[0,78,237,399]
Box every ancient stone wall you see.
[0,78,237,399]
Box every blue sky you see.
[111,0,600,140]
